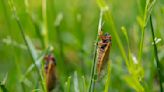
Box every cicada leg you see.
[98,42,108,48]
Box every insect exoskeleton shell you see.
[44,54,57,92]
[97,32,111,78]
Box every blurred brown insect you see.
[97,31,112,77]
[44,54,57,92]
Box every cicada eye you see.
[104,33,109,36]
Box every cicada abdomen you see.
[44,54,57,92]
[97,31,112,78]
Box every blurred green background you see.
[0,0,164,92]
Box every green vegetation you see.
[0,0,163,92]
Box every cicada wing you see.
[97,43,111,79]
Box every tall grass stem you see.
[8,0,46,91]
[88,10,103,92]
[150,15,163,92]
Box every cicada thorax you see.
[97,32,111,78]
[44,54,57,92]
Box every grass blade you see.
[0,84,8,92]
[104,62,111,92]
[65,76,71,92]
[8,0,46,91]
[88,10,103,92]
[138,0,156,64]
[0,74,8,92]
[41,0,48,48]
[73,71,79,92]
[82,76,87,92]
[150,15,163,92]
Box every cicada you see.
[44,54,57,92]
[97,31,112,77]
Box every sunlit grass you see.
[0,0,163,92]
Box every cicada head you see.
[44,54,56,65]
[97,32,112,80]
[103,33,112,43]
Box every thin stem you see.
[24,0,45,49]
[150,15,163,92]
[0,84,8,92]
[8,0,45,91]
[88,10,103,92]
[138,25,146,66]
[138,0,156,64]
[56,26,64,62]
[42,0,48,48]
[103,9,129,66]
[138,2,147,65]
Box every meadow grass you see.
[8,0,47,91]
[0,0,163,92]
[150,15,163,92]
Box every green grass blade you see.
[41,0,48,48]
[65,76,71,92]
[88,10,103,92]
[138,0,156,64]
[73,71,79,92]
[22,46,52,80]
[97,0,129,66]
[0,84,8,92]
[150,15,163,92]
[123,75,144,92]
[82,76,87,92]
[0,74,8,92]
[104,62,111,92]
[8,0,46,91]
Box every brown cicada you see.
[97,31,112,77]
[44,54,57,92]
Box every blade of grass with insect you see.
[8,0,46,91]
[96,0,129,67]
[25,1,50,91]
[96,0,134,90]
[22,44,53,91]
[149,15,163,92]
[21,46,52,80]
[23,36,47,91]
[88,10,103,92]
[97,0,133,91]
